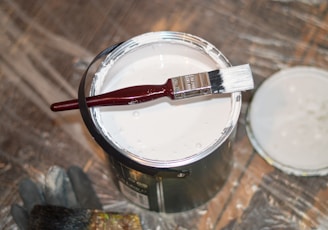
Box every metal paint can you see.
[87,31,241,212]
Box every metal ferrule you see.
[171,73,212,99]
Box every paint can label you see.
[119,181,150,209]
[110,158,156,210]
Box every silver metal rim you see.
[91,31,242,168]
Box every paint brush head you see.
[210,64,254,94]
[29,205,143,230]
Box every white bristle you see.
[220,64,254,93]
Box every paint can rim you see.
[90,31,242,168]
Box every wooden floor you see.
[1,1,328,229]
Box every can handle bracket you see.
[156,169,190,178]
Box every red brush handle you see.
[50,79,174,112]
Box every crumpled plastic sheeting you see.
[222,171,328,230]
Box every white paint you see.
[247,66,328,175]
[91,32,241,165]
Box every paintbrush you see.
[50,64,254,112]
[29,205,143,230]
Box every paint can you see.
[81,31,242,212]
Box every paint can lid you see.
[246,66,328,176]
